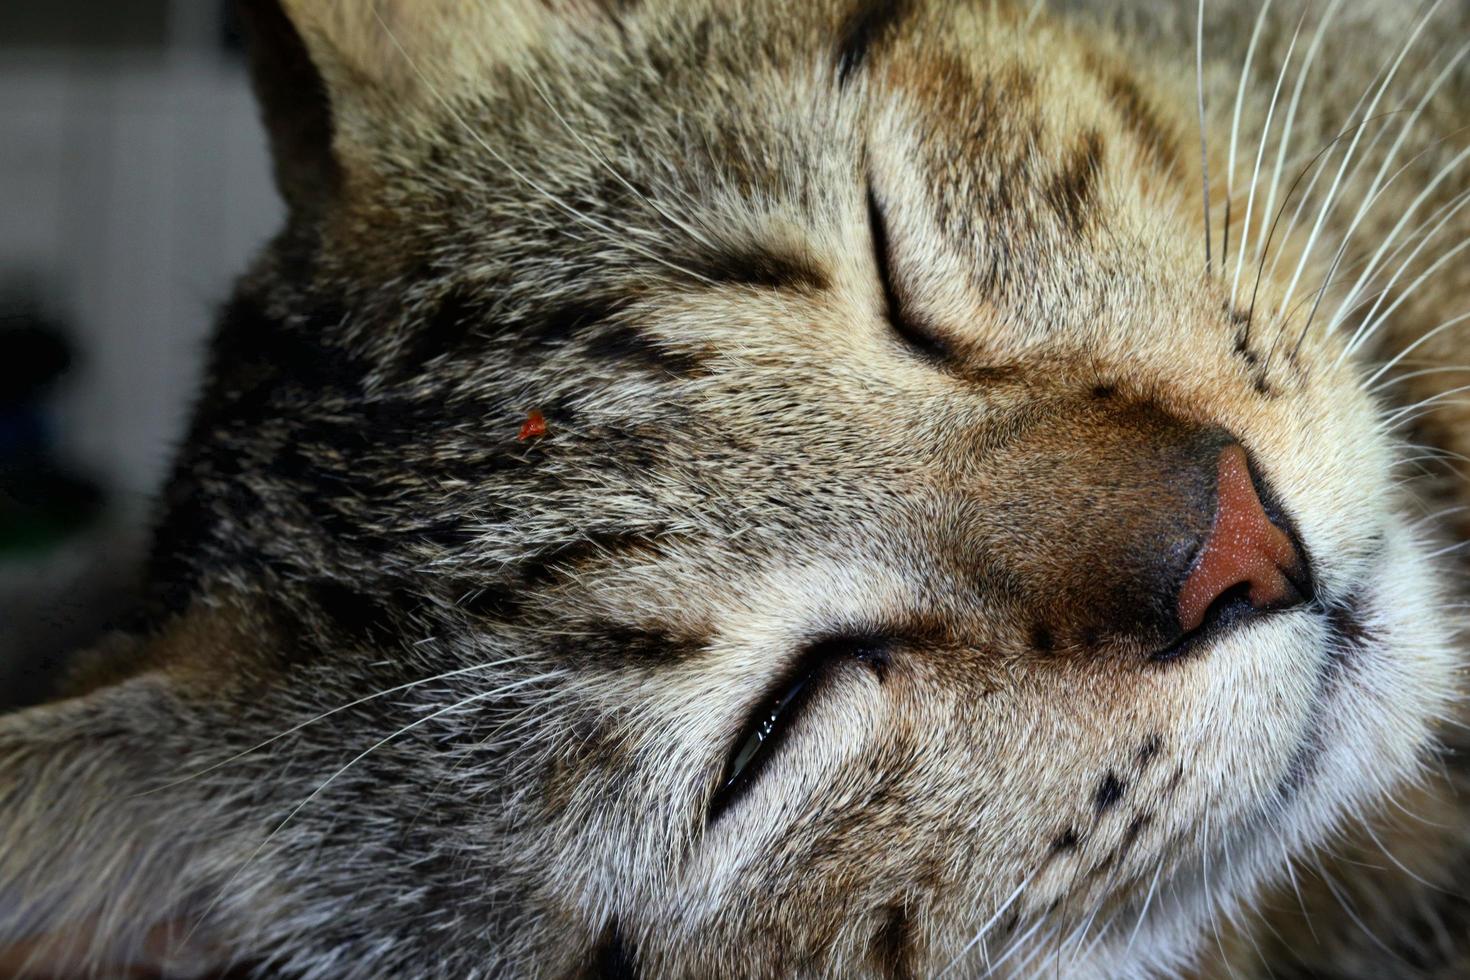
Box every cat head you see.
[1,0,1459,976]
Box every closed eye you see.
[707,635,891,823]
[867,185,952,362]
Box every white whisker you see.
[1345,235,1470,360]
[1384,384,1470,427]
[1197,0,1213,275]
[515,68,720,256]
[1363,311,1470,388]
[1222,0,1275,275]
[1277,0,1443,322]
[1252,0,1344,281]
[940,868,1037,976]
[138,655,536,797]
[372,12,717,287]
[184,670,567,947]
[1231,6,1303,307]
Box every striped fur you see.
[1,0,1467,976]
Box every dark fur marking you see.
[1088,59,1182,175]
[514,531,667,586]
[689,247,829,293]
[586,0,640,16]
[309,579,407,642]
[1324,595,1376,681]
[1094,771,1125,812]
[584,324,713,377]
[1326,599,1374,651]
[209,296,363,413]
[1051,827,1080,852]
[454,582,526,621]
[836,0,911,86]
[868,905,915,980]
[1233,329,1260,366]
[398,287,487,371]
[566,623,710,665]
[955,364,1022,384]
[1137,733,1162,765]
[1117,814,1150,861]
[1030,624,1055,654]
[521,300,624,347]
[588,922,639,980]
[575,420,671,475]
[1046,130,1105,234]
[1085,852,1118,879]
[146,293,363,611]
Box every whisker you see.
[1337,182,1470,319]
[1222,0,1275,277]
[1343,234,1470,362]
[1251,112,1404,363]
[372,12,718,287]
[1252,0,1345,284]
[1231,5,1305,313]
[1296,132,1470,359]
[184,670,568,948]
[1125,859,1166,954]
[1384,387,1470,428]
[137,655,537,797]
[1197,0,1213,276]
[940,867,1037,976]
[1282,850,1320,943]
[1323,41,1470,327]
[980,912,1050,977]
[1313,857,1403,961]
[1424,539,1470,560]
[1335,147,1470,357]
[1364,311,1470,388]
[1275,0,1444,322]
[515,68,720,256]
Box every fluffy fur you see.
[1,0,1466,976]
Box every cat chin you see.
[1274,518,1456,844]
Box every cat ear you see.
[236,0,342,215]
[0,646,239,976]
[237,0,609,213]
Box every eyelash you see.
[866,186,951,362]
[708,636,891,823]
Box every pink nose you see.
[1177,444,1307,633]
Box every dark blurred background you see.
[0,0,282,708]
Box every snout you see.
[979,400,1311,661]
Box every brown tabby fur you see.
[1,0,1467,976]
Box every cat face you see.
[0,0,1461,976]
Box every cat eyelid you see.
[707,636,891,824]
[865,184,953,362]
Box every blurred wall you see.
[0,0,283,706]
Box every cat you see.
[2,0,1467,976]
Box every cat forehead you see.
[313,0,1199,320]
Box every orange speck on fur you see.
[518,409,548,441]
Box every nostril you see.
[1177,444,1308,634]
